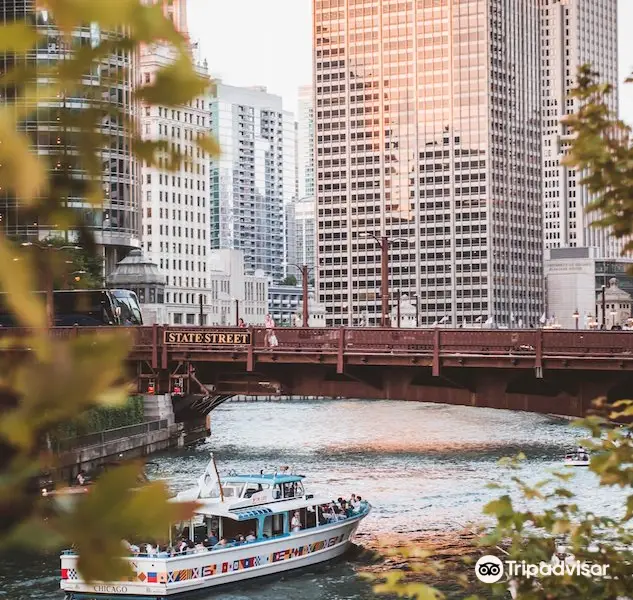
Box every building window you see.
[173,313,183,325]
[186,314,195,325]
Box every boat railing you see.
[60,502,371,562]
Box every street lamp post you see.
[411,293,420,327]
[601,284,607,329]
[395,289,401,328]
[380,237,389,327]
[300,265,308,328]
[360,233,406,328]
[290,263,313,327]
[573,309,579,330]
[235,299,240,326]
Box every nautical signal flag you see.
[61,569,68,580]
[147,572,157,583]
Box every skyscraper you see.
[541,0,619,255]
[139,41,212,323]
[286,196,316,277]
[297,84,316,199]
[0,2,140,276]
[314,0,543,327]
[209,83,296,283]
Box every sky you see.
[188,0,633,123]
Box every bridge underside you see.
[143,359,632,420]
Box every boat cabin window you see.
[221,483,245,498]
[243,482,268,498]
[174,514,207,543]
[219,517,258,542]
[288,507,317,531]
[263,513,285,538]
[278,481,305,499]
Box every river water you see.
[1,399,627,599]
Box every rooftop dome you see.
[107,249,166,287]
[598,277,632,302]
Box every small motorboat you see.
[564,446,590,467]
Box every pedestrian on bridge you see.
[265,314,277,347]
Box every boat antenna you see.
[210,452,224,502]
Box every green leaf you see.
[196,134,221,158]
[483,495,514,519]
[135,55,209,107]
[0,238,47,328]
[0,110,48,204]
[55,462,198,582]
[0,23,39,52]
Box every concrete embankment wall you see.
[56,421,185,481]
[55,394,187,481]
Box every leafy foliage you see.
[370,68,633,600]
[281,274,298,286]
[562,64,633,256]
[0,0,213,581]
[51,395,144,443]
[22,235,106,289]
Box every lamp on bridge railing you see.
[289,263,315,327]
[411,293,420,328]
[68,270,86,286]
[359,232,407,328]
[573,309,580,330]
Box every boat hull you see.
[564,460,589,467]
[61,514,365,598]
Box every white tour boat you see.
[60,457,370,599]
[564,446,590,467]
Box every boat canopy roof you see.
[193,494,331,520]
[222,474,305,485]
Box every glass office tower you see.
[314,0,543,327]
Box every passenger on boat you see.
[145,543,156,556]
[123,540,140,555]
[212,538,228,550]
[203,532,218,548]
[291,511,302,532]
[353,496,363,513]
[320,505,334,524]
[237,534,246,544]
[246,531,256,542]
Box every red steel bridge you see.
[3,326,633,418]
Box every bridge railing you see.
[345,328,435,352]
[254,327,339,350]
[55,419,169,452]
[0,326,153,344]
[542,330,633,356]
[2,326,633,358]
